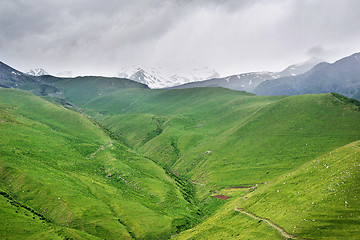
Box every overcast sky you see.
[1,0,360,77]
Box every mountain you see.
[1,59,360,239]
[169,58,322,91]
[24,68,49,76]
[0,61,148,99]
[169,71,280,92]
[253,52,360,100]
[0,61,62,96]
[278,57,323,76]
[171,58,321,92]
[118,65,220,88]
[0,61,28,88]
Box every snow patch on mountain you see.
[118,64,220,88]
[24,68,49,76]
[278,57,323,77]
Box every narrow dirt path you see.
[234,206,312,240]
[90,142,113,158]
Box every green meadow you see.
[1,78,359,239]
[0,88,198,239]
[76,88,359,190]
[175,141,360,239]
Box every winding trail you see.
[90,142,113,158]
[234,206,312,240]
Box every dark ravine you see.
[0,191,52,224]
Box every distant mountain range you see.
[169,57,322,92]
[1,52,359,240]
[22,57,322,91]
[25,68,76,78]
[1,52,360,100]
[0,61,146,98]
[117,65,220,88]
[253,52,360,100]
[0,62,61,96]
[24,65,220,88]
[169,53,360,100]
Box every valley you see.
[0,60,359,239]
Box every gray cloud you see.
[307,45,325,57]
[0,0,360,76]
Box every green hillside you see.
[71,88,360,198]
[1,79,359,239]
[39,75,148,105]
[175,141,360,239]
[0,88,197,239]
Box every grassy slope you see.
[73,88,360,199]
[39,75,148,105]
[174,141,360,240]
[0,88,196,239]
[3,79,358,239]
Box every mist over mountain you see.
[169,57,323,92]
[118,65,220,88]
[2,52,359,101]
[0,52,360,239]
[24,68,77,78]
[55,71,76,78]
[1,0,360,238]
[253,52,360,100]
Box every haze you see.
[1,0,360,77]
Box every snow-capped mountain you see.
[253,52,360,100]
[169,71,281,92]
[170,57,323,92]
[278,57,323,77]
[24,68,49,76]
[118,65,220,88]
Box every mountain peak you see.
[279,57,324,77]
[117,65,220,88]
[24,68,49,76]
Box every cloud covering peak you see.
[1,0,360,77]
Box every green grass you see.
[39,75,148,105]
[175,141,360,239]
[1,79,359,239]
[0,88,198,239]
[238,140,360,239]
[71,88,359,195]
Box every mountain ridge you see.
[169,57,323,92]
[24,68,49,76]
[118,65,220,89]
[0,57,359,239]
[253,52,360,100]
